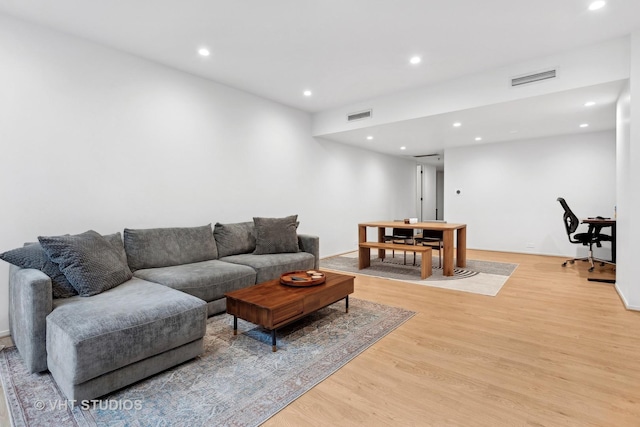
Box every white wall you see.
[0,14,417,335]
[615,30,640,310]
[444,131,616,257]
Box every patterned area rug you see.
[0,298,413,427]
[321,252,518,296]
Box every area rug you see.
[0,298,414,427]
[321,252,518,296]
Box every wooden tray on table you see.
[279,270,326,287]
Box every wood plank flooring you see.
[264,250,635,426]
[0,250,636,426]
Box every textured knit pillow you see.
[39,230,133,297]
[0,243,78,298]
[214,222,256,257]
[253,215,300,255]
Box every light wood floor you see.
[265,250,636,426]
[1,250,635,426]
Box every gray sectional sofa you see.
[2,217,319,402]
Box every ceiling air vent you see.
[414,154,439,158]
[347,109,372,122]
[511,69,557,87]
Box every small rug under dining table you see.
[321,252,518,296]
[0,298,414,427]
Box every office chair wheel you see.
[562,262,567,267]
[600,262,605,267]
[588,267,594,272]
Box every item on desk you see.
[409,218,418,224]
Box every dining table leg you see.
[442,229,454,276]
[456,226,467,268]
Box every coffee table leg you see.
[233,316,237,335]
[346,295,349,313]
[272,330,277,352]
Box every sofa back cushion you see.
[124,224,218,271]
[213,222,256,257]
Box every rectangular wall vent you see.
[347,109,372,122]
[511,69,557,87]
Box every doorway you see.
[416,164,444,221]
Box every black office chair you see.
[557,197,613,272]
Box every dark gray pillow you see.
[39,230,133,297]
[0,243,78,298]
[124,224,218,271]
[214,222,256,257]
[253,215,300,255]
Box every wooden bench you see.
[358,242,432,279]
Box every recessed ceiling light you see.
[588,1,606,11]
[453,122,462,127]
[400,146,407,150]
[198,47,210,57]
[584,101,596,107]
[409,56,421,65]
[303,90,312,97]
[366,136,373,140]
[580,123,589,128]
[475,137,482,141]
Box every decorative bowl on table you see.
[280,270,326,287]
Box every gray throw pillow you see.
[124,224,218,271]
[214,222,256,257]
[253,215,300,255]
[0,243,78,298]
[39,230,133,297]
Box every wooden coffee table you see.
[225,271,355,351]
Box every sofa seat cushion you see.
[133,260,256,302]
[46,278,206,385]
[219,252,315,283]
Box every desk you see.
[358,221,467,276]
[582,218,616,263]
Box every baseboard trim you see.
[0,330,10,338]
[615,284,640,311]
[321,250,359,259]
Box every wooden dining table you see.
[358,221,467,277]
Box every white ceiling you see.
[323,80,626,163]
[1,0,639,165]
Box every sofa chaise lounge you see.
[2,216,319,402]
